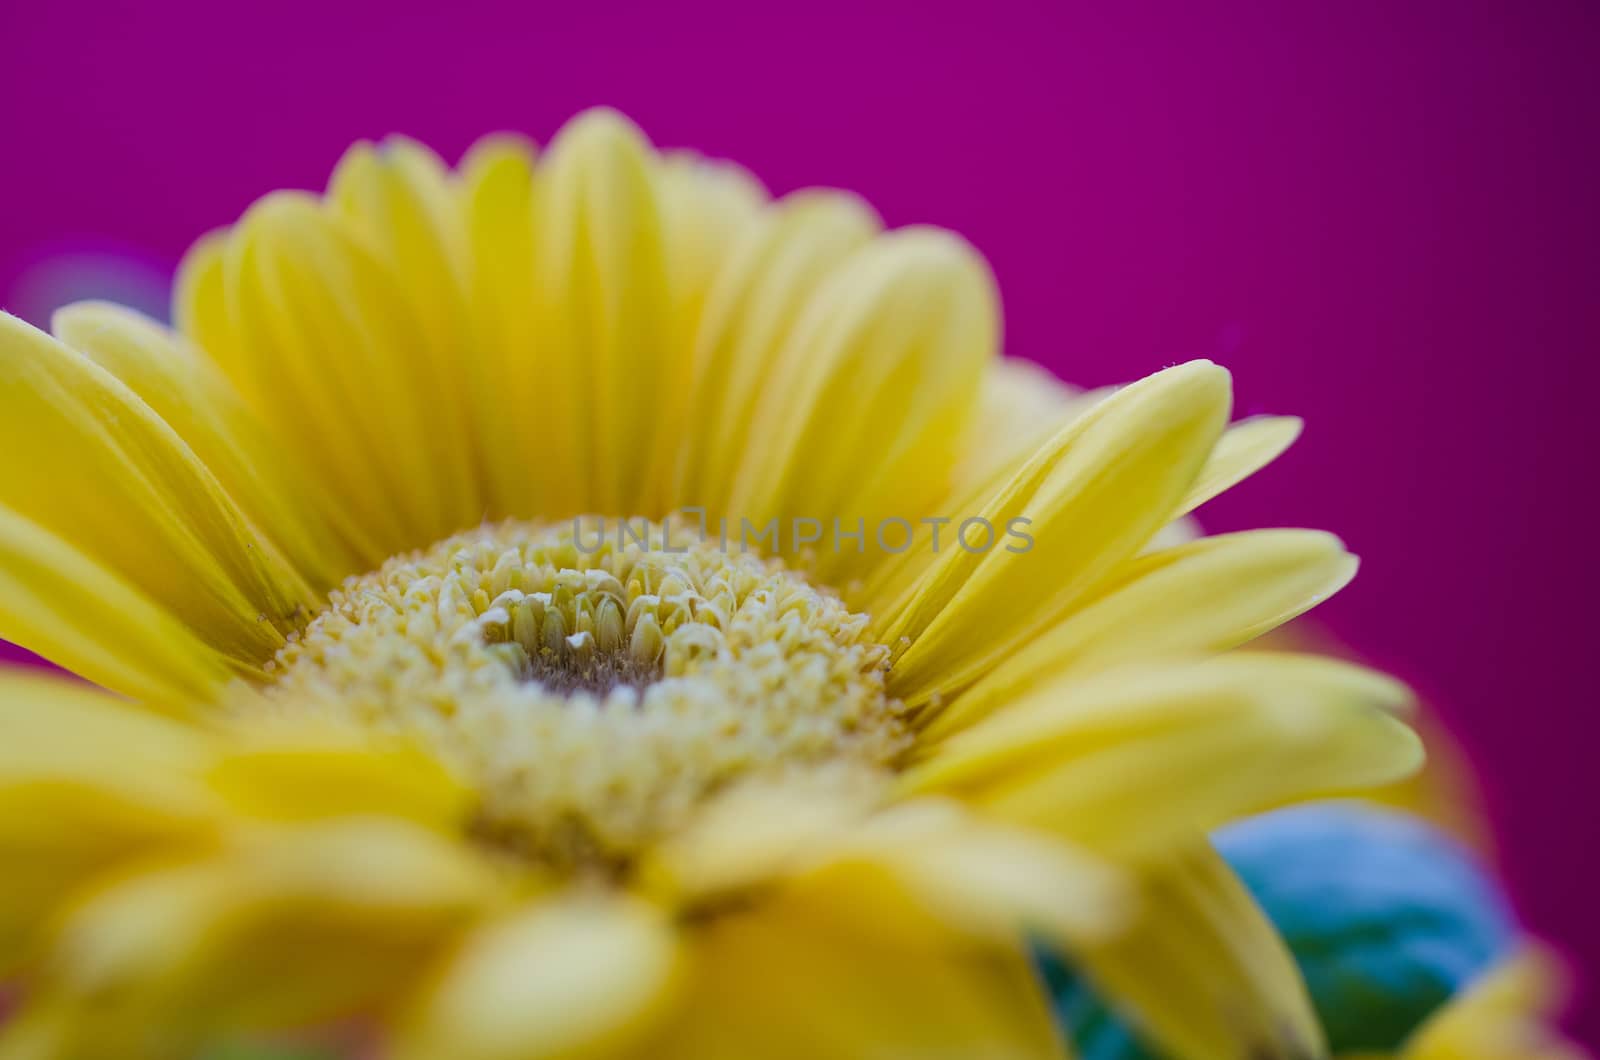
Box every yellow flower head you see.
[0,109,1426,1059]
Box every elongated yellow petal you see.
[643,767,887,903]
[1069,844,1325,1060]
[52,301,364,586]
[655,150,768,358]
[183,202,396,554]
[905,654,1422,856]
[398,893,680,1060]
[171,228,232,373]
[639,151,769,510]
[724,227,997,559]
[207,723,472,831]
[326,136,485,528]
[327,138,471,349]
[217,191,477,552]
[533,108,673,515]
[1401,949,1585,1060]
[0,671,217,964]
[645,879,1066,1060]
[36,818,499,1049]
[457,134,547,516]
[0,313,319,664]
[803,799,1129,949]
[922,529,1358,741]
[0,669,213,825]
[0,505,231,704]
[671,189,881,511]
[646,774,1123,949]
[179,226,393,566]
[947,358,1093,502]
[884,361,1232,706]
[1177,414,1303,517]
[848,373,1106,619]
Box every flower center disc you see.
[263,518,906,868]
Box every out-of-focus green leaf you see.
[1043,804,1515,1058]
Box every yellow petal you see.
[724,226,998,562]
[0,313,320,663]
[0,1000,79,1060]
[655,150,768,354]
[643,767,886,903]
[171,228,232,376]
[670,189,880,511]
[398,892,680,1060]
[1401,949,1586,1060]
[883,360,1232,706]
[327,138,471,351]
[1069,843,1325,1060]
[947,358,1093,502]
[645,879,1065,1060]
[647,769,1124,953]
[0,505,231,704]
[326,136,485,529]
[639,151,769,510]
[848,373,1106,619]
[39,818,499,1045]
[804,799,1129,950]
[52,301,364,586]
[0,669,214,824]
[533,108,673,515]
[0,670,216,964]
[190,191,468,557]
[457,133,547,516]
[1177,414,1302,517]
[208,722,472,831]
[922,529,1358,741]
[904,653,1422,856]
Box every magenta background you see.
[3,0,1597,1041]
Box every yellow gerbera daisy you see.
[0,108,1423,1059]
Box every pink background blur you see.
[3,0,1597,1041]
